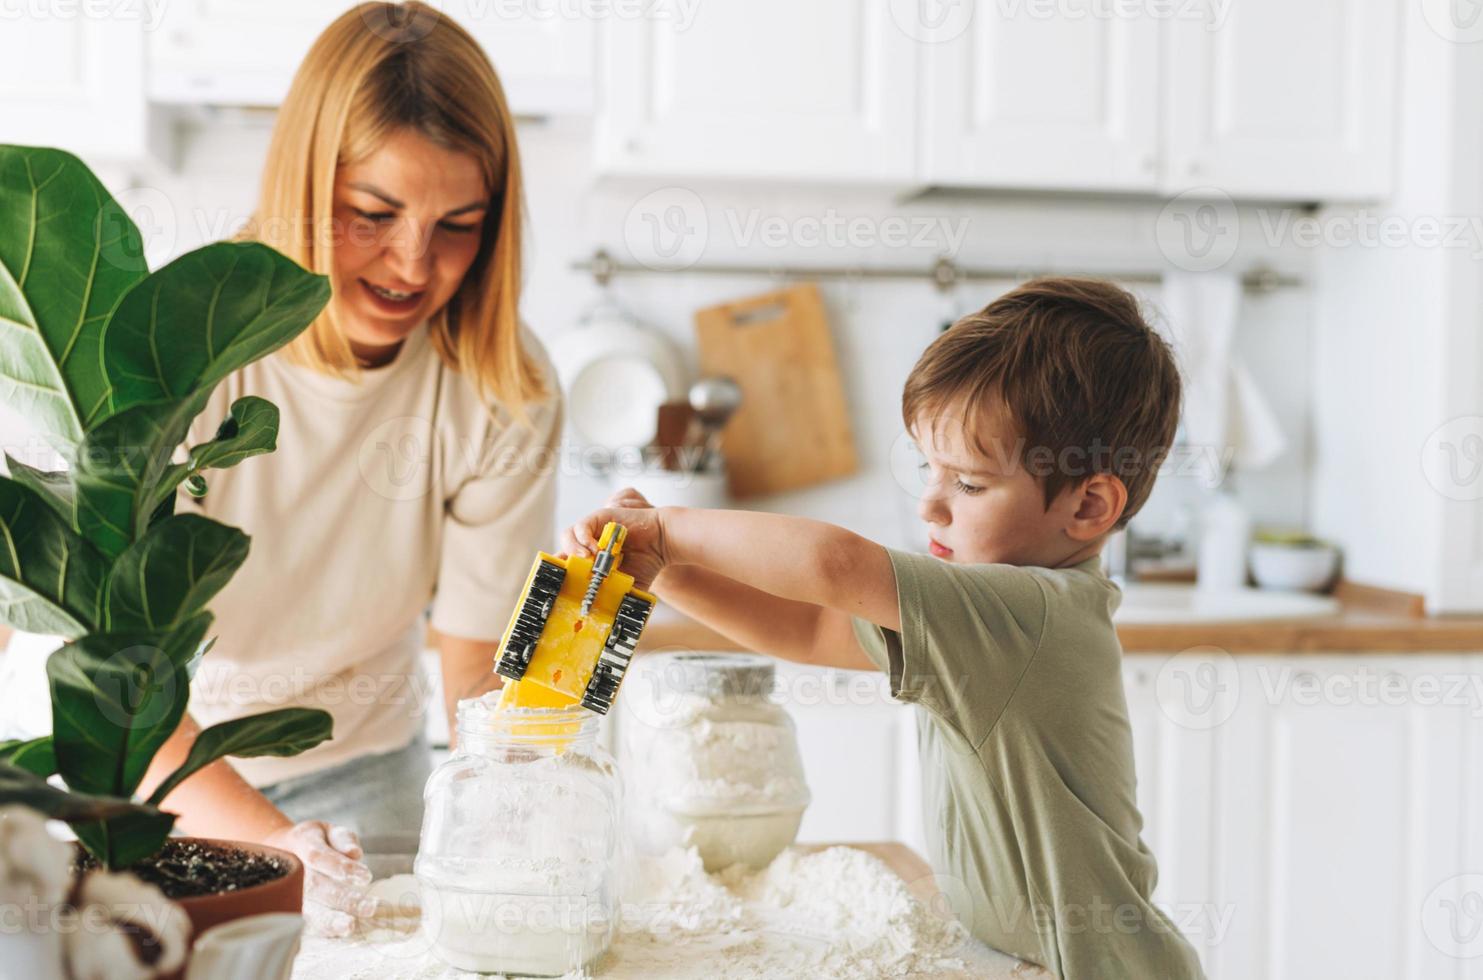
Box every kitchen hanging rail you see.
[572,248,1301,294]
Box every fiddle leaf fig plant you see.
[0,144,336,870]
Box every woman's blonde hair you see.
[244,1,547,415]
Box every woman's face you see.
[331,128,489,365]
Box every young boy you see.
[563,278,1205,979]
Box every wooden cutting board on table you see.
[694,283,857,498]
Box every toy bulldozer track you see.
[493,522,656,715]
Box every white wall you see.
[6,111,1321,558]
[1309,4,1483,611]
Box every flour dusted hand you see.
[265,821,376,937]
[561,487,668,591]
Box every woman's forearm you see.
[139,714,293,842]
[436,632,503,748]
[659,507,900,630]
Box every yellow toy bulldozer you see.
[493,522,656,715]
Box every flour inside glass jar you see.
[415,696,620,976]
[620,653,812,872]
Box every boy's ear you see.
[1064,473,1128,541]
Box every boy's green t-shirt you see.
[851,549,1205,980]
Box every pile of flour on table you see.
[292,845,985,979]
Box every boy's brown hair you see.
[903,277,1181,531]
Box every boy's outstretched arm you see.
[652,563,876,671]
[566,502,901,633]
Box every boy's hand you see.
[561,487,669,591]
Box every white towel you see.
[1159,272,1287,483]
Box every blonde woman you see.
[138,3,563,934]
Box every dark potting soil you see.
[76,839,290,899]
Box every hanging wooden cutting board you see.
[694,283,857,498]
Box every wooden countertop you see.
[639,577,1483,654]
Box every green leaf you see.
[47,631,189,800]
[162,610,213,674]
[0,761,168,826]
[0,475,106,636]
[146,484,177,529]
[147,708,332,807]
[0,760,174,870]
[43,616,213,869]
[3,454,76,529]
[0,735,55,776]
[149,396,280,518]
[194,397,279,466]
[0,145,149,450]
[73,394,281,560]
[72,248,322,558]
[73,396,203,558]
[73,808,178,870]
[101,241,330,420]
[105,514,247,633]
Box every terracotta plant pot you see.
[74,837,303,980]
[171,838,303,941]
[169,839,303,980]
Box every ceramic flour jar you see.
[620,653,811,871]
[416,696,620,976]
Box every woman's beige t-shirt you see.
[178,324,562,786]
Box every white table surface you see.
[291,843,1046,980]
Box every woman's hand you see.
[265,820,376,937]
[561,487,669,592]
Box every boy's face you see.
[911,403,1093,568]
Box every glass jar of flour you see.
[620,652,811,871]
[416,696,620,976]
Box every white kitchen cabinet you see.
[777,664,918,844]
[597,0,1400,200]
[595,0,918,182]
[148,1,592,114]
[148,1,346,107]
[1126,652,1475,980]
[1122,656,1221,920]
[921,1,1161,191]
[0,11,148,160]
[1164,0,1399,200]
[468,8,593,115]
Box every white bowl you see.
[633,806,808,872]
[1248,543,1340,593]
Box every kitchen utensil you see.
[687,375,742,472]
[492,522,656,716]
[694,283,857,498]
[651,400,695,472]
